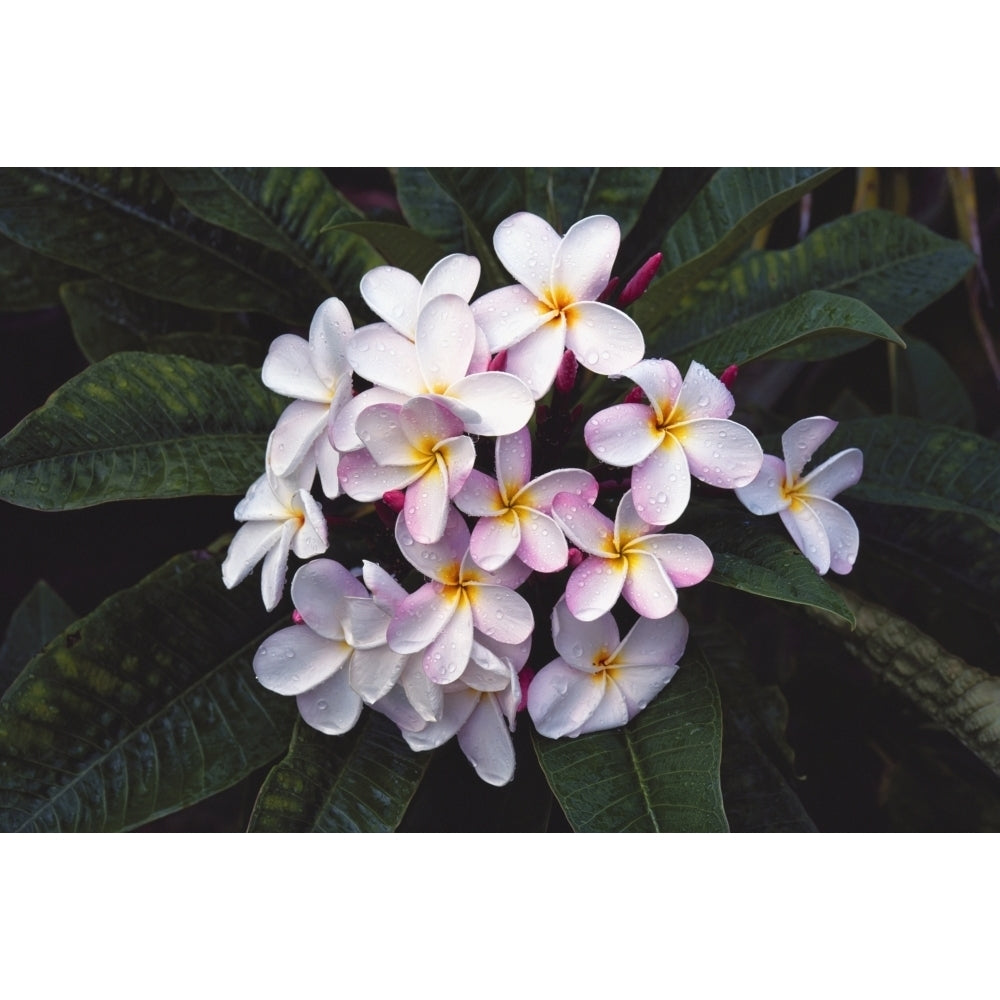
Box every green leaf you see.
[248,713,431,832]
[523,168,661,238]
[655,289,904,373]
[634,167,839,331]
[0,353,284,510]
[161,168,384,315]
[806,587,1000,779]
[893,335,975,429]
[531,646,727,832]
[0,168,317,324]
[0,582,77,697]
[330,221,446,283]
[59,278,265,366]
[683,502,855,625]
[654,210,975,356]
[826,416,1000,533]
[0,232,88,311]
[0,545,296,832]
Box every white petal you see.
[514,508,569,573]
[616,611,689,669]
[331,385,408,453]
[362,561,408,614]
[262,333,330,401]
[551,492,617,555]
[468,583,534,644]
[291,558,365,638]
[399,394,466,447]
[493,212,561,298]
[564,555,627,621]
[781,416,838,481]
[553,214,620,301]
[387,583,459,654]
[289,490,328,559]
[673,360,735,421]
[337,447,420,502]
[677,418,763,489]
[423,595,474,683]
[400,657,444,723]
[608,664,678,718]
[355,403,414,466]
[584,403,661,467]
[551,598,620,671]
[800,447,863,500]
[636,532,714,588]
[780,501,832,574]
[268,400,331,478]
[315,435,342,500]
[372,684,431,733]
[469,509,521,572]
[454,469,505,517]
[501,320,567,399]
[349,644,408,705]
[260,520,296,611]
[625,358,683,422]
[233,474,287,523]
[308,297,353,384]
[564,301,645,376]
[457,695,516,786]
[360,266,421,337]
[402,687,479,751]
[735,454,790,516]
[613,489,657,549]
[403,455,452,545]
[809,496,860,575]
[221,521,282,590]
[471,284,550,353]
[515,468,598,513]
[629,435,692,526]
[346,325,425,396]
[296,667,363,735]
[622,550,679,619]
[571,677,629,736]
[495,427,532,497]
[415,294,477,392]
[528,659,604,739]
[255,625,351,695]
[395,505,470,578]
[419,253,481,310]
[443,371,535,436]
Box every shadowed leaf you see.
[0,582,78,698]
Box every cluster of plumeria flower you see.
[221,211,864,786]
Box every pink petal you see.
[468,583,534,644]
[493,211,561,299]
[362,560,408,615]
[553,214,620,301]
[345,325,424,396]
[495,427,532,497]
[457,695,516,786]
[437,435,476,497]
[800,447,863,499]
[551,598,620,671]
[781,416,838,481]
[629,437,692,526]
[262,333,330,401]
[388,582,460,654]
[625,358,683,422]
[636,533,714,588]
[454,469,505,517]
[419,253,481,310]
[527,658,604,739]
[676,418,763,489]
[516,468,598,513]
[471,283,551,353]
[338,447,421,502]
[423,595,474,683]
[403,455,452,544]
[622,550,679,619]
[514,508,569,573]
[254,625,351,695]
[780,502,832,574]
[399,394,467,448]
[395,505,470,578]
[442,371,535,435]
[564,554,628,621]
[415,294,476,392]
[355,403,413,466]
[808,496,860,575]
[296,667,363,736]
[613,490,657,549]
[331,385,408,453]
[360,266,421,337]
[735,454,790,516]
[564,301,645,376]
[673,360,735,422]
[552,492,617,556]
[470,509,521,572]
[584,403,662,467]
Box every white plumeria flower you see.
[528,599,688,739]
[470,212,645,398]
[552,489,713,622]
[386,507,534,685]
[341,293,534,439]
[735,416,863,575]
[252,559,393,735]
[585,359,764,526]
[377,637,526,787]
[454,426,599,573]
[337,395,476,544]
[221,444,328,611]
[262,297,355,498]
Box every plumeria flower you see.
[378,637,526,786]
[337,395,475,544]
[221,442,328,611]
[262,297,355,498]
[735,416,863,575]
[552,489,713,621]
[341,293,533,439]
[584,359,764,525]
[528,599,688,738]
[454,426,599,572]
[386,507,534,685]
[252,559,390,735]
[471,212,645,398]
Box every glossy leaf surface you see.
[0,581,77,698]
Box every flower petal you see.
[315,435,341,500]
[625,358,683,422]
[259,520,296,611]
[254,625,351,695]
[268,400,331,478]
[355,403,413,466]
[395,505,470,578]
[615,611,689,669]
[308,297,353,384]
[553,214,620,301]
[457,695,516,786]
[676,417,763,489]
[516,468,598,513]
[288,490,328,559]
[527,658,604,739]
[468,583,534,644]
[564,555,628,621]
[585,403,662,467]
[564,301,644,376]
[360,266,421,337]
[362,561,408,614]
[608,664,678,718]
[552,492,617,556]
[399,394,466,448]
[493,211,561,299]
[673,360,735,421]
[629,436,692,526]
[779,501,832,575]
[349,644,408,705]
[291,558,366,637]
[388,582,460,654]
[331,385,408,453]
[400,658,444,722]
[500,319,567,398]
[423,594,474,684]
[469,508,521,572]
[454,469,505,517]
[735,454,790,516]
[262,333,331,401]
[808,496,860,575]
[570,676,629,736]
[372,683,430,733]
[781,416,838,481]
[613,490,657,549]
[419,253,481,311]
[636,532,714,588]
[403,453,451,544]
[622,549,679,619]
[402,687,479,751]
[415,294,476,393]
[495,427,532,497]
[515,508,569,573]
[471,283,550,353]
[442,371,535,436]
[345,325,424,396]
[800,447,863,499]
[296,667,363,736]
[337,447,421,502]
[221,521,282,590]
[551,598,620,671]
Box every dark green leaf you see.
[0,545,296,832]
[248,713,431,832]
[826,416,1000,533]
[655,289,904,373]
[330,221,446,283]
[0,582,77,697]
[532,646,727,832]
[523,168,660,239]
[635,167,839,331]
[0,353,284,510]
[161,168,384,314]
[0,232,88,311]
[893,335,975,429]
[0,168,316,324]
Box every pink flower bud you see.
[516,667,535,713]
[291,609,305,625]
[720,364,739,389]
[597,275,620,303]
[487,348,508,372]
[567,547,584,569]
[623,386,646,405]
[617,252,662,308]
[381,489,405,513]
[554,349,578,394]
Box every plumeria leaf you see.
[0,545,297,832]
[0,232,88,311]
[59,278,265,365]
[825,417,1000,533]
[653,210,974,355]
[806,586,1000,779]
[635,167,839,331]
[532,646,727,832]
[683,502,855,625]
[248,713,431,832]
[0,168,316,324]
[0,581,77,698]
[0,353,285,510]
[654,289,904,373]
[893,336,976,429]
[524,168,661,240]
[161,168,383,315]
[328,221,446,284]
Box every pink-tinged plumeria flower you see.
[262,297,355,498]
[340,293,533,440]
[221,443,328,611]
[337,395,475,544]
[377,637,527,786]
[584,359,763,525]
[552,489,713,621]
[386,507,534,685]
[528,599,688,738]
[735,416,863,575]
[454,426,599,573]
[471,213,645,398]
[253,559,382,735]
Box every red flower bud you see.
[720,364,739,389]
[617,253,662,308]
[554,349,578,394]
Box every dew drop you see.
[317,699,328,711]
